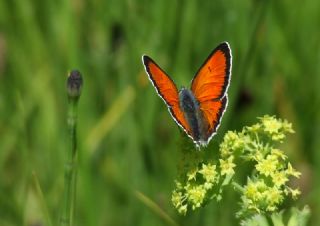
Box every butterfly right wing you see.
[190,42,232,143]
[142,55,191,136]
[191,42,232,102]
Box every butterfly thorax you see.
[179,88,208,144]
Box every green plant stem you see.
[232,182,244,193]
[60,100,78,226]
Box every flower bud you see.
[67,70,83,100]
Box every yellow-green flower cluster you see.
[220,131,249,158]
[172,143,238,215]
[219,115,300,218]
[220,156,236,176]
[258,115,294,142]
[172,115,301,219]
[171,162,220,215]
[241,178,284,213]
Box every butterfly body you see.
[142,42,232,147]
[179,88,207,144]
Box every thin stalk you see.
[60,70,83,226]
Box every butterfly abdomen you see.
[179,88,207,144]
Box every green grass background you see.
[0,0,319,225]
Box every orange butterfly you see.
[142,42,232,147]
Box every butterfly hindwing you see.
[191,42,232,102]
[199,95,228,142]
[142,55,191,136]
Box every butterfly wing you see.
[191,42,232,102]
[191,42,232,142]
[142,55,191,136]
[200,96,228,143]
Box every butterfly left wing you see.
[191,42,232,142]
[142,55,192,137]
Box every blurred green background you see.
[0,0,319,225]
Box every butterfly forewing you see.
[142,56,192,136]
[191,42,231,102]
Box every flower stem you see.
[60,70,83,226]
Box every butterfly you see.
[142,42,232,147]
